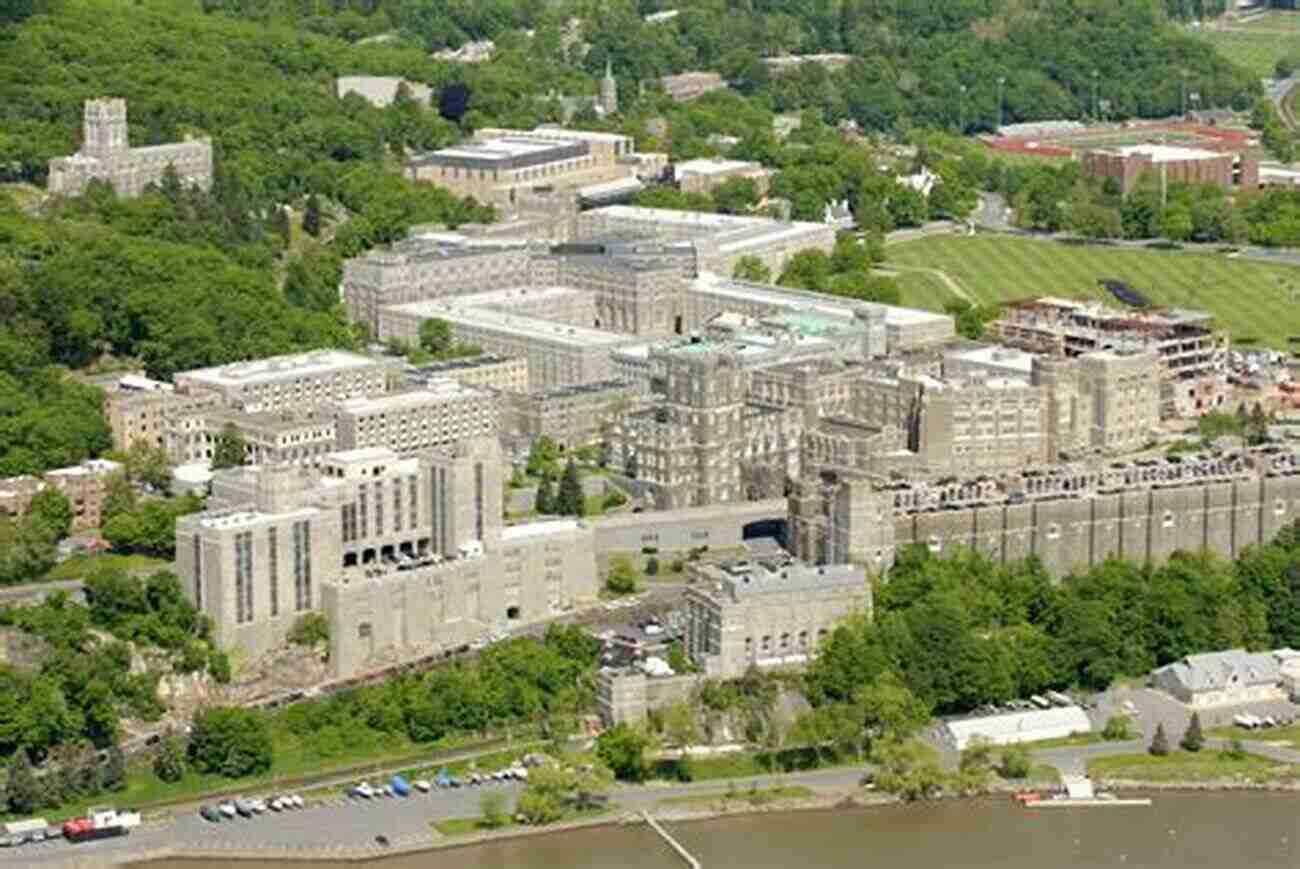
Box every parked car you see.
[234,799,256,818]
[249,798,268,814]
[199,806,222,823]
[218,801,237,819]
[414,779,431,793]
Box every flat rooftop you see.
[409,136,588,171]
[675,158,760,175]
[695,558,865,598]
[945,345,1036,375]
[384,300,630,348]
[334,383,487,414]
[689,273,952,329]
[178,350,381,386]
[502,518,583,541]
[1110,144,1225,162]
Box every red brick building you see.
[1081,144,1234,194]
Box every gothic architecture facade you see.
[48,99,213,198]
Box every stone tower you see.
[82,98,129,158]
[599,60,618,116]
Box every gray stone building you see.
[176,439,599,677]
[504,379,644,450]
[48,99,213,198]
[608,347,802,509]
[332,380,500,455]
[788,447,1300,576]
[684,557,870,678]
[174,350,396,413]
[404,354,530,394]
[987,297,1227,419]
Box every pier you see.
[641,810,701,869]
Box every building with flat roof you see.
[504,379,644,450]
[788,446,1300,576]
[177,439,599,676]
[1081,143,1235,193]
[174,350,396,412]
[332,380,500,455]
[335,76,431,108]
[939,707,1092,751]
[195,409,337,467]
[684,556,869,678]
[987,297,1224,418]
[404,128,636,207]
[659,71,727,101]
[403,353,530,394]
[674,158,770,196]
[43,459,123,533]
[379,297,633,391]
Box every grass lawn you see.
[1087,749,1296,784]
[431,816,510,836]
[1020,732,1107,750]
[1192,18,1300,76]
[1024,763,1063,785]
[885,234,1300,348]
[657,784,814,808]
[42,552,171,582]
[1209,722,1300,750]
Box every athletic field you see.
[884,234,1300,348]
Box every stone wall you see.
[591,498,785,554]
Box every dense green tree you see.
[5,750,39,814]
[732,255,772,283]
[1181,712,1204,753]
[302,193,322,238]
[153,730,188,783]
[211,423,247,470]
[1149,722,1171,757]
[26,487,73,542]
[188,706,274,778]
[605,555,637,595]
[103,741,127,791]
[557,459,584,517]
[534,475,555,515]
[595,722,651,781]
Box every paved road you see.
[11,766,870,866]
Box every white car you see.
[218,801,237,818]
[249,798,267,814]
[291,794,305,808]
[414,779,431,793]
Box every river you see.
[143,792,1299,869]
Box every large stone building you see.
[504,380,644,450]
[674,158,770,196]
[987,297,1226,418]
[332,380,500,455]
[174,350,396,413]
[195,409,337,467]
[176,439,599,677]
[788,447,1300,576]
[48,99,213,198]
[404,354,530,394]
[608,348,803,509]
[684,556,869,678]
[403,128,635,207]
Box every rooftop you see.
[178,350,382,387]
[501,518,584,540]
[409,136,588,171]
[693,557,865,599]
[944,345,1036,375]
[384,300,631,348]
[1110,144,1225,162]
[675,158,761,176]
[333,382,488,415]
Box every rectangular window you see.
[394,482,402,533]
[192,534,202,609]
[268,526,278,618]
[474,462,484,541]
[340,505,351,543]
[302,521,312,609]
[374,481,383,535]
[234,531,253,624]
[359,487,368,538]
[408,475,417,530]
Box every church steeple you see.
[600,59,618,116]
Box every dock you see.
[1026,797,1152,807]
[641,810,701,868]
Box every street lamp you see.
[997,76,1006,130]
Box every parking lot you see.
[1092,684,1300,744]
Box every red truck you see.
[62,806,142,842]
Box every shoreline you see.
[110,778,1300,867]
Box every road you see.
[11,765,869,866]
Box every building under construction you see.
[986,297,1227,418]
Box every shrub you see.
[605,556,637,595]
[1101,715,1133,741]
[645,557,659,576]
[1149,723,1170,757]
[997,745,1032,779]
[288,612,330,647]
[188,706,273,778]
[1180,713,1204,753]
[480,790,508,828]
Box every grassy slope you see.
[1191,14,1300,76]
[885,235,1300,348]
